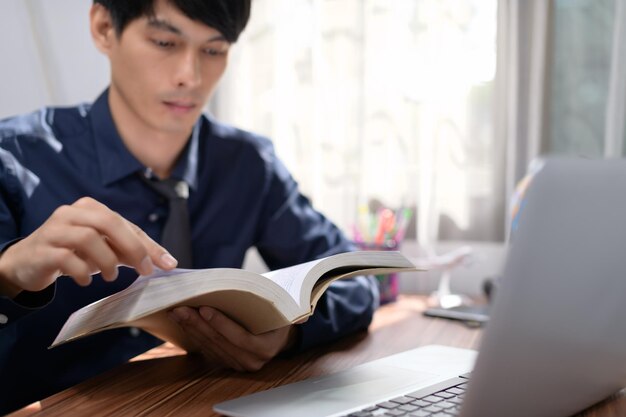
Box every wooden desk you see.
[11,295,626,417]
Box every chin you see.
[150,113,198,135]
[159,122,196,135]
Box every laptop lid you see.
[461,158,626,417]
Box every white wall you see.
[0,0,109,119]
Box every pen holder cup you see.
[356,240,400,304]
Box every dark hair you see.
[93,0,251,43]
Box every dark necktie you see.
[139,172,193,268]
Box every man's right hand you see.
[0,197,177,298]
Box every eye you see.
[152,39,176,49]
[204,48,227,57]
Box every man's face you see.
[100,0,230,136]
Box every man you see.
[0,0,379,413]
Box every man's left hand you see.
[168,306,298,371]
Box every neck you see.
[108,86,192,179]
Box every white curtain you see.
[215,0,502,248]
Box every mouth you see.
[162,100,197,115]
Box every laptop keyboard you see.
[340,373,470,417]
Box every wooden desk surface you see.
[11,295,626,417]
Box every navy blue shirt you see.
[0,90,379,414]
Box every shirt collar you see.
[90,88,200,190]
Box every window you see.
[545,0,617,156]
[214,0,501,247]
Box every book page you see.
[133,267,195,285]
[300,251,419,308]
[261,259,320,305]
[261,251,418,308]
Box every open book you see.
[51,251,417,351]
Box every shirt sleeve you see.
[0,154,54,331]
[253,141,380,351]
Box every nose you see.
[174,49,201,89]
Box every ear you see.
[90,3,116,55]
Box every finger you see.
[170,307,246,371]
[167,313,224,365]
[170,307,244,368]
[52,248,93,286]
[61,198,171,275]
[199,307,278,360]
[84,259,102,277]
[53,200,151,274]
[49,225,119,282]
[124,221,178,271]
[198,307,284,368]
[69,199,156,274]
[170,307,255,371]
[78,254,118,282]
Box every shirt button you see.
[148,213,159,222]
[0,314,8,324]
[129,327,140,337]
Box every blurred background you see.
[1,0,624,296]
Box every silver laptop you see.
[215,158,626,417]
